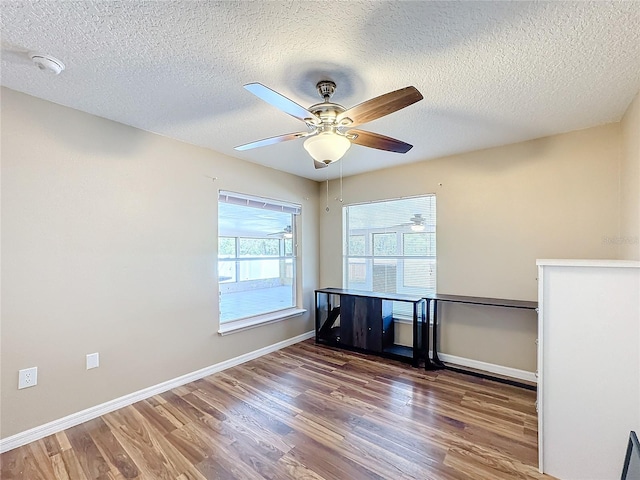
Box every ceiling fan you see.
[397,214,426,231]
[235,81,423,169]
[268,225,293,238]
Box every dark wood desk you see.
[424,294,538,390]
[315,288,427,367]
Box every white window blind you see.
[343,195,436,303]
[218,191,300,325]
[219,191,301,215]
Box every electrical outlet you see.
[86,352,99,370]
[18,367,38,389]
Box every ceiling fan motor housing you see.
[316,80,336,101]
[308,103,345,128]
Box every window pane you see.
[392,300,412,319]
[403,233,427,256]
[373,258,397,292]
[284,238,293,256]
[218,237,236,257]
[343,195,436,303]
[238,238,280,257]
[426,233,436,255]
[218,192,299,324]
[373,233,397,256]
[218,259,294,323]
[349,235,365,255]
[347,258,367,284]
[218,259,236,283]
[402,259,431,287]
[237,258,279,281]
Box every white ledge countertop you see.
[537,259,640,268]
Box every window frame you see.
[217,191,305,335]
[342,195,436,320]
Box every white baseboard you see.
[0,331,315,454]
[436,352,537,383]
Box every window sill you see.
[394,315,414,325]
[394,315,434,326]
[217,308,307,336]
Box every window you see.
[343,195,436,314]
[218,191,303,333]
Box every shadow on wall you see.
[408,107,555,167]
[28,103,149,158]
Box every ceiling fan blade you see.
[234,131,311,151]
[313,160,329,169]
[347,129,413,153]
[337,86,423,128]
[244,83,320,123]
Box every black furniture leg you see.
[412,302,419,367]
[424,299,439,370]
[430,299,445,369]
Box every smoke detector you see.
[29,53,65,75]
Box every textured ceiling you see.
[1,1,639,181]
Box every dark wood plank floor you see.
[1,339,554,479]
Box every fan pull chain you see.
[325,177,330,212]
[339,160,343,203]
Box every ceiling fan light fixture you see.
[303,132,351,164]
[410,223,425,232]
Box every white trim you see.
[0,331,315,454]
[436,352,537,383]
[537,264,545,473]
[217,308,306,336]
[536,259,640,268]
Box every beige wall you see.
[621,90,640,260]
[0,88,319,438]
[1,84,633,439]
[319,124,622,371]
